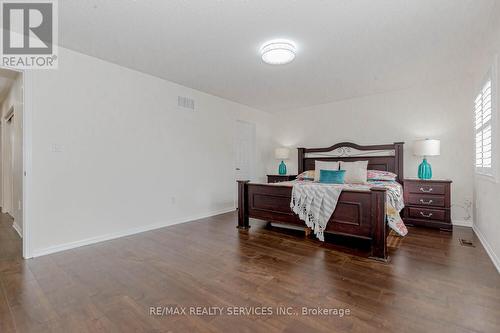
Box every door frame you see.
[0,68,33,258]
[23,71,33,258]
[3,107,14,215]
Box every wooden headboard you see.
[298,142,404,183]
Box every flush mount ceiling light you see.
[260,39,297,65]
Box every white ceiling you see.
[59,0,499,112]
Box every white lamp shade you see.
[413,139,440,156]
[275,148,290,160]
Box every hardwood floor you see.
[0,211,499,332]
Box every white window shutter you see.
[475,78,493,174]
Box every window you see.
[475,78,493,175]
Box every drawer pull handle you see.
[420,211,433,218]
[419,199,433,205]
[419,187,433,193]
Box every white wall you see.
[22,21,497,270]
[0,73,24,235]
[270,78,475,225]
[29,47,272,256]
[472,12,500,273]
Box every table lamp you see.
[413,139,440,180]
[275,148,290,175]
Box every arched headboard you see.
[298,142,404,183]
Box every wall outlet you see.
[170,196,176,204]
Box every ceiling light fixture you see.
[260,39,296,65]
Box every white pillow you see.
[314,161,340,182]
[340,161,368,184]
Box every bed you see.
[237,142,405,262]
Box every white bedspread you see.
[290,183,343,241]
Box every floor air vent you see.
[459,239,475,247]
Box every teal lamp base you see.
[278,161,287,175]
[418,158,432,180]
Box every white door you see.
[235,120,256,182]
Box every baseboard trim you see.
[452,219,473,227]
[473,224,500,274]
[31,207,236,258]
[12,222,22,238]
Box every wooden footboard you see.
[237,181,388,261]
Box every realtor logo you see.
[0,0,58,69]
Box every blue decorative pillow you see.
[319,170,346,184]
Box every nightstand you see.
[267,175,297,183]
[403,179,452,231]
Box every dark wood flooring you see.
[0,211,499,332]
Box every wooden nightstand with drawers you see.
[403,179,452,231]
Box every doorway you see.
[0,70,24,243]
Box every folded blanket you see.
[290,183,343,241]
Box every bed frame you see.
[237,142,404,262]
